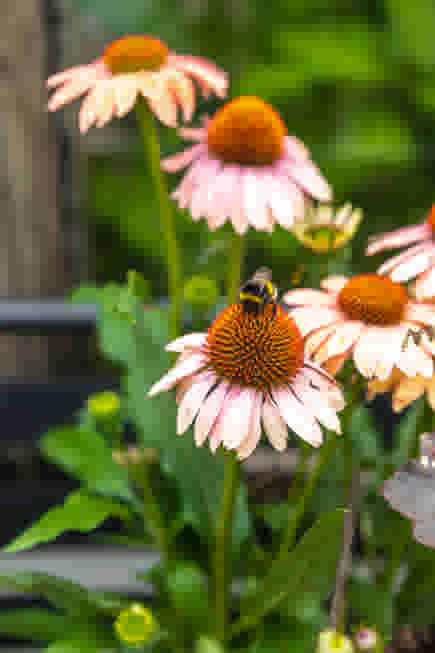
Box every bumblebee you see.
[238,267,278,316]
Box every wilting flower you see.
[148,302,343,459]
[382,432,435,548]
[283,274,435,379]
[47,34,227,132]
[162,96,332,234]
[293,203,362,253]
[366,204,435,301]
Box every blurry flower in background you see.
[283,274,435,379]
[183,275,220,311]
[114,603,156,644]
[148,300,344,459]
[293,203,362,253]
[47,34,228,131]
[162,96,332,234]
[87,390,121,420]
[353,627,378,651]
[366,204,435,301]
[382,432,435,548]
[317,630,354,653]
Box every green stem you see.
[132,464,171,566]
[214,451,240,643]
[227,233,245,303]
[135,97,182,341]
[276,433,339,561]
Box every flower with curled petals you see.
[293,203,362,253]
[161,96,332,235]
[47,35,227,132]
[366,204,435,301]
[148,302,344,459]
[283,274,435,380]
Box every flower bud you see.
[114,603,155,644]
[317,630,354,653]
[184,275,219,310]
[87,391,120,420]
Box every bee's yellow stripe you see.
[239,292,264,304]
[265,281,274,295]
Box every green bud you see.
[184,276,219,310]
[87,391,121,420]
[114,603,155,645]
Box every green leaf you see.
[167,563,211,631]
[347,401,381,466]
[0,609,72,642]
[40,427,132,502]
[195,636,226,653]
[0,571,125,618]
[4,490,129,553]
[43,630,118,653]
[391,401,420,468]
[250,616,319,653]
[348,577,393,640]
[235,510,345,633]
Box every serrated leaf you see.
[40,427,132,502]
[235,510,345,634]
[4,490,129,553]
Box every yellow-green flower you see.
[114,603,155,645]
[293,203,362,253]
[184,275,219,310]
[87,391,121,420]
[317,630,354,653]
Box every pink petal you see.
[320,276,348,294]
[178,126,206,142]
[352,326,407,380]
[284,135,310,162]
[302,363,345,410]
[283,160,332,202]
[261,397,288,451]
[242,169,271,232]
[304,323,341,358]
[208,385,243,454]
[78,87,100,133]
[147,86,178,127]
[221,387,258,450]
[398,339,433,378]
[194,380,230,446]
[292,374,342,433]
[148,351,207,396]
[271,386,323,447]
[169,71,196,123]
[314,321,364,364]
[414,265,435,300]
[161,144,204,173]
[377,242,431,277]
[282,289,335,307]
[389,246,435,282]
[166,332,207,353]
[236,392,263,459]
[171,54,228,98]
[267,177,296,229]
[405,302,435,328]
[289,307,342,337]
[176,371,217,434]
[366,222,430,256]
[113,75,140,117]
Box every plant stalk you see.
[214,451,240,643]
[135,97,182,341]
[227,233,245,303]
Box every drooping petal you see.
[114,74,141,117]
[284,161,332,202]
[171,54,228,98]
[292,374,342,433]
[194,380,230,446]
[165,332,207,353]
[221,387,258,450]
[261,397,288,452]
[388,245,435,282]
[314,321,364,365]
[169,71,196,123]
[377,242,431,277]
[282,288,335,307]
[289,307,342,337]
[320,276,348,294]
[148,351,206,396]
[176,371,217,434]
[236,391,263,459]
[271,386,323,447]
[414,265,435,300]
[406,302,435,328]
[398,338,433,378]
[303,362,345,410]
[161,144,204,173]
[366,222,430,256]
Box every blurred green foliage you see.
[78,0,435,291]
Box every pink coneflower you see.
[161,96,332,235]
[148,303,343,459]
[47,35,227,132]
[283,274,435,380]
[366,205,435,300]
